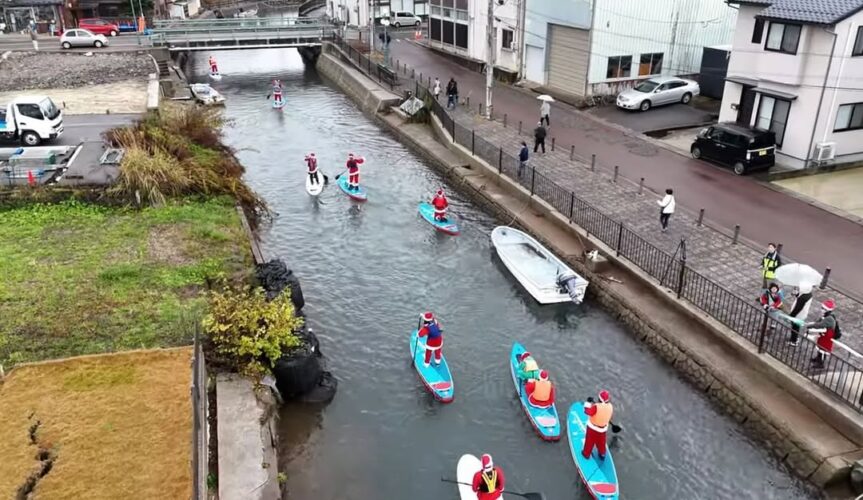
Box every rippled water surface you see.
[194,50,818,500]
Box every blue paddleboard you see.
[337,175,367,202]
[418,202,459,235]
[510,342,561,441]
[410,329,454,402]
[273,98,286,109]
[567,402,620,499]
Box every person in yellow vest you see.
[582,390,613,460]
[471,453,505,500]
[761,243,782,288]
[516,351,540,383]
[525,370,555,408]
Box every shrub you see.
[202,285,304,378]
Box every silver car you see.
[59,29,109,49]
[616,76,700,112]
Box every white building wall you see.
[428,0,518,72]
[522,0,591,84]
[589,0,736,91]
[330,0,369,27]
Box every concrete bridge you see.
[150,17,332,51]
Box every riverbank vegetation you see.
[0,198,251,366]
[104,104,269,222]
[0,348,193,499]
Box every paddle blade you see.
[611,423,622,433]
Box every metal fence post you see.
[616,223,623,257]
[530,167,536,195]
[676,241,687,299]
[551,137,555,151]
[820,267,831,289]
[570,145,575,161]
[757,309,769,353]
[613,165,619,182]
[638,177,644,195]
[411,68,415,78]
[732,225,740,244]
[504,113,507,127]
[568,192,575,222]
[419,72,423,83]
[451,117,456,141]
[697,208,705,226]
[591,154,596,171]
[466,96,470,107]
[479,102,483,116]
[498,147,502,173]
[519,121,522,134]
[472,130,475,155]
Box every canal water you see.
[194,50,818,500]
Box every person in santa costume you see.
[806,299,838,369]
[516,351,540,383]
[271,79,284,106]
[345,153,365,191]
[525,369,555,408]
[416,311,443,367]
[304,152,320,185]
[582,389,613,460]
[431,188,449,221]
[471,453,505,500]
[208,56,219,74]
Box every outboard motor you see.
[557,273,584,304]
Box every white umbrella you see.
[536,94,555,102]
[775,263,822,288]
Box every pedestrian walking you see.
[787,284,813,346]
[540,100,551,127]
[806,299,840,369]
[533,122,547,154]
[657,188,675,232]
[446,78,458,109]
[433,77,441,100]
[48,20,56,37]
[29,28,38,51]
[518,142,529,177]
[760,243,782,289]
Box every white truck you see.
[0,96,64,146]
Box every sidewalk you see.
[384,40,863,355]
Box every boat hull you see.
[509,342,561,441]
[566,402,620,499]
[418,202,459,235]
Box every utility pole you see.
[369,0,375,54]
[485,0,495,120]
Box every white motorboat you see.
[237,8,258,18]
[190,83,225,106]
[491,226,589,305]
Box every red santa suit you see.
[582,390,613,460]
[525,370,555,408]
[305,153,319,184]
[432,190,448,221]
[417,312,443,365]
[472,454,505,500]
[209,56,218,73]
[346,154,364,190]
[272,80,284,104]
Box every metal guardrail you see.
[150,16,331,47]
[331,31,863,413]
[153,16,325,31]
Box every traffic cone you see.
[27,170,35,186]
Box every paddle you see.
[440,479,544,500]
[411,316,423,364]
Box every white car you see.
[387,11,422,27]
[59,29,109,49]
[616,76,700,112]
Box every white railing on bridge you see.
[152,16,326,33]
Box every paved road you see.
[389,40,863,297]
[0,34,150,53]
[586,102,716,134]
[58,114,140,144]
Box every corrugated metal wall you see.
[547,24,590,96]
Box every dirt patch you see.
[0,80,148,115]
[147,225,193,265]
[0,52,153,91]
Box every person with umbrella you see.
[787,284,814,347]
[537,95,553,127]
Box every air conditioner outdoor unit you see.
[814,142,836,162]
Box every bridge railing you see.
[152,16,327,34]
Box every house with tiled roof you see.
[720,0,863,168]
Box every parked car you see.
[78,18,120,37]
[616,76,700,111]
[60,29,109,49]
[690,123,776,175]
[387,11,422,27]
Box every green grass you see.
[0,198,252,366]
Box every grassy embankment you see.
[0,348,194,499]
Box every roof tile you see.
[757,0,863,24]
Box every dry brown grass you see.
[0,348,193,500]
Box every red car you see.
[78,18,120,37]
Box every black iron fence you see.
[324,34,863,413]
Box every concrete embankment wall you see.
[316,51,401,114]
[316,44,863,494]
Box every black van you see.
[690,123,776,175]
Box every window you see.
[455,23,468,49]
[430,6,440,15]
[606,55,632,79]
[834,103,863,132]
[16,104,44,120]
[765,22,801,54]
[755,95,791,146]
[853,26,863,57]
[752,18,765,43]
[501,28,514,50]
[638,53,663,76]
